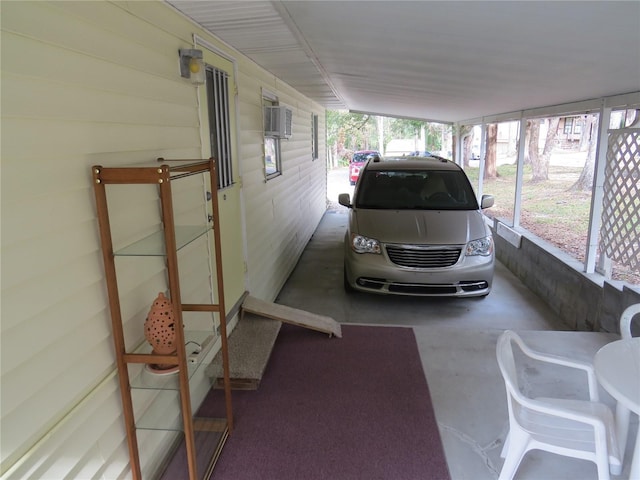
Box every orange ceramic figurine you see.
[144,292,179,374]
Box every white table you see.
[594,337,640,479]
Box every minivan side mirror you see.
[338,193,352,208]
[480,194,494,209]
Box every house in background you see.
[559,116,585,147]
[1,2,326,478]
[384,138,420,156]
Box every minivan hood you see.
[352,209,488,245]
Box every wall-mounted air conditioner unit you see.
[264,106,293,138]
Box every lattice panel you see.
[600,129,640,269]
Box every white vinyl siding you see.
[1,1,325,478]
[237,73,326,301]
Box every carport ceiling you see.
[168,1,640,124]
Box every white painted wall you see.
[0,1,326,478]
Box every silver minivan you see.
[338,156,495,297]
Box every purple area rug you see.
[199,323,450,480]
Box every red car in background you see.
[348,150,380,185]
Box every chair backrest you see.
[496,331,527,406]
[620,303,640,339]
[496,330,562,412]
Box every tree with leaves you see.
[326,111,452,166]
[326,111,378,166]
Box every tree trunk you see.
[463,134,472,167]
[377,116,385,155]
[531,117,559,182]
[579,114,595,151]
[528,119,541,179]
[571,116,598,191]
[485,124,498,178]
[521,121,532,165]
[454,125,474,167]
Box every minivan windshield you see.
[355,170,479,210]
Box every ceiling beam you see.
[459,91,640,126]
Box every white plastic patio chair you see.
[619,303,640,339]
[496,330,621,480]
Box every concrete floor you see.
[272,168,637,480]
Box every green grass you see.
[466,164,589,228]
[467,163,590,253]
[465,162,638,284]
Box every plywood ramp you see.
[207,312,282,390]
[242,295,342,338]
[207,296,341,390]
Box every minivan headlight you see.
[351,234,381,254]
[465,236,494,256]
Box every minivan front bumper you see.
[344,240,494,297]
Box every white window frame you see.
[263,90,282,179]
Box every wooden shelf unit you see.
[92,158,233,480]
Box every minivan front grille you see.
[385,245,461,268]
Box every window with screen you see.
[206,66,233,189]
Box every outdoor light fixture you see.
[179,48,205,85]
